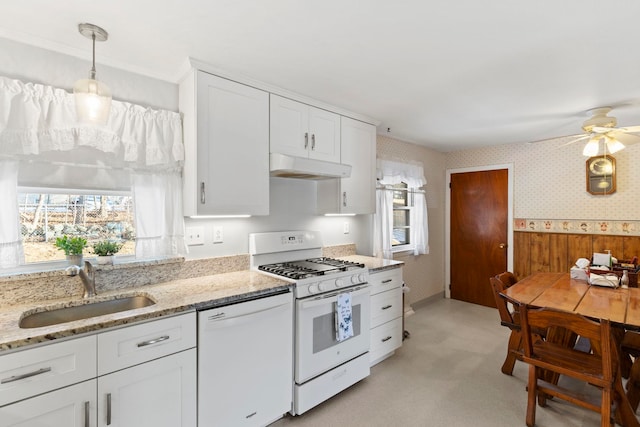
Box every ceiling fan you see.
[565,107,640,156]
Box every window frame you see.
[391,182,415,253]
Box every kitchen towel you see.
[336,292,354,342]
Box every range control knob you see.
[351,275,360,284]
[319,282,332,292]
[308,284,319,294]
[358,273,366,283]
[335,279,344,288]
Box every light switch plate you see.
[186,226,205,246]
[213,226,224,243]
[343,222,350,234]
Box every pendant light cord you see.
[90,33,97,80]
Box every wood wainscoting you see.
[513,231,640,280]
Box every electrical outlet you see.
[343,222,350,234]
[186,226,205,246]
[213,226,224,243]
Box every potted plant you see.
[54,235,87,266]
[92,240,122,265]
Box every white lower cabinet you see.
[369,267,404,366]
[97,349,196,427]
[0,379,96,427]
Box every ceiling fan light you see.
[582,139,600,156]
[606,138,625,154]
[74,78,111,124]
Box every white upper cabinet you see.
[180,70,270,216]
[317,117,376,214]
[270,95,341,163]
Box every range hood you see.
[270,153,351,180]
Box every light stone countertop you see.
[0,270,291,353]
[337,255,404,272]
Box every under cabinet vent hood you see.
[270,153,351,180]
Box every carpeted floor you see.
[271,297,609,427]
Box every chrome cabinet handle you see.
[382,336,393,342]
[200,182,206,204]
[343,192,347,207]
[107,393,112,425]
[381,305,393,310]
[381,279,392,284]
[1,367,51,384]
[137,335,170,347]
[84,401,90,427]
[311,134,316,150]
[304,132,309,149]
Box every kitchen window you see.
[18,192,135,263]
[373,159,429,259]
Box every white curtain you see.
[0,75,187,267]
[374,159,429,258]
[0,160,24,267]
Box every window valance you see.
[0,75,183,173]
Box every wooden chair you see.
[489,272,522,375]
[520,305,638,427]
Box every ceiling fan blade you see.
[617,125,640,133]
[591,126,616,133]
[555,134,590,147]
[612,132,640,145]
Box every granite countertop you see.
[0,270,291,352]
[337,255,404,272]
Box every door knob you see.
[498,243,507,249]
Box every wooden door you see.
[450,169,508,307]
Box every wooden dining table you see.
[504,272,640,426]
[504,272,640,329]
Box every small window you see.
[18,192,135,263]
[392,183,413,252]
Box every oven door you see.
[295,284,370,384]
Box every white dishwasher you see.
[197,290,293,427]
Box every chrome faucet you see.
[65,261,96,298]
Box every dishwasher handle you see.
[202,300,291,330]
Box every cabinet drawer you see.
[0,335,96,407]
[98,312,196,375]
[369,318,402,366]
[370,288,402,328]
[369,268,402,296]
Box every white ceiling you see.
[2,1,640,152]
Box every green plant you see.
[92,240,122,256]
[54,235,87,256]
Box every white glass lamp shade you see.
[582,137,600,157]
[605,137,625,154]
[74,78,112,125]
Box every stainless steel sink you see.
[19,295,156,329]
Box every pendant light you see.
[74,23,111,125]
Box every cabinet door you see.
[308,107,341,162]
[317,117,376,214]
[0,380,96,427]
[97,349,196,427]
[196,71,269,215]
[270,94,310,158]
[340,117,376,213]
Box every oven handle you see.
[299,285,369,308]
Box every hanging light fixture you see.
[582,134,625,156]
[74,23,111,125]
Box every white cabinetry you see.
[270,94,341,163]
[369,268,404,366]
[317,117,376,214]
[180,70,269,216]
[97,313,197,427]
[0,313,196,427]
[0,336,97,427]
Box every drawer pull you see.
[1,366,51,384]
[381,305,393,310]
[381,336,393,342]
[107,393,112,425]
[381,279,393,284]
[84,401,90,427]
[137,335,170,347]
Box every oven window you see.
[312,305,361,354]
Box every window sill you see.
[0,256,185,282]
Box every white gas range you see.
[249,231,371,415]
